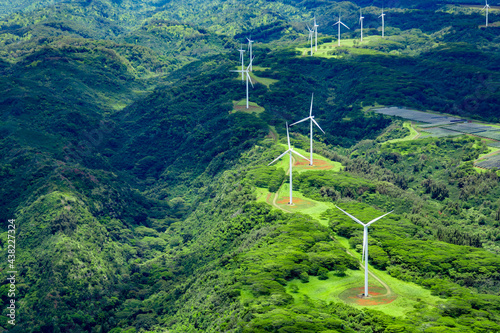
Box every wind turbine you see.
[268,123,310,205]
[306,24,314,55]
[333,13,350,47]
[313,16,319,51]
[238,44,245,81]
[230,56,254,109]
[379,8,386,38]
[246,36,254,71]
[290,93,325,166]
[336,206,393,298]
[359,9,365,42]
[482,0,490,27]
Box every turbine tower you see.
[290,93,325,166]
[336,206,393,298]
[238,44,245,81]
[306,24,314,55]
[359,9,365,42]
[379,8,386,38]
[482,0,490,27]
[333,13,350,47]
[246,37,254,71]
[268,123,310,205]
[230,57,254,109]
[313,16,319,51]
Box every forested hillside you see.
[1,0,500,332]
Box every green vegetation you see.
[1,0,500,332]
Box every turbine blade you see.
[291,149,310,163]
[366,211,393,226]
[309,93,314,117]
[247,56,255,70]
[246,73,254,88]
[341,22,350,29]
[290,117,310,127]
[268,150,290,166]
[312,118,325,134]
[335,205,366,226]
[286,123,291,149]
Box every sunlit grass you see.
[270,144,342,173]
[232,65,278,88]
[287,235,446,317]
[249,71,278,88]
[231,100,265,114]
[297,36,385,58]
[384,122,419,144]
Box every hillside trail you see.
[267,127,278,142]
[342,243,392,297]
[410,123,420,140]
[271,154,295,213]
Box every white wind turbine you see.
[333,13,350,46]
[306,24,314,55]
[336,205,393,297]
[290,93,324,166]
[238,44,245,81]
[482,0,490,27]
[268,123,310,205]
[230,56,254,109]
[313,16,319,51]
[379,8,386,38]
[246,36,254,71]
[359,9,365,42]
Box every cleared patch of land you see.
[233,65,278,88]
[269,144,342,173]
[384,122,419,144]
[297,36,385,58]
[339,286,397,306]
[231,100,265,114]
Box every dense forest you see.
[1,0,500,332]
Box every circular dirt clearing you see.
[276,197,316,209]
[339,286,397,306]
[294,159,335,170]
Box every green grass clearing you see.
[232,65,278,88]
[297,36,385,58]
[271,144,342,173]
[231,100,265,114]
[274,184,332,225]
[384,122,419,144]
[287,235,446,317]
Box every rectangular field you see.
[476,131,500,141]
[372,107,464,124]
[476,154,500,169]
[442,123,496,134]
[420,127,462,138]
